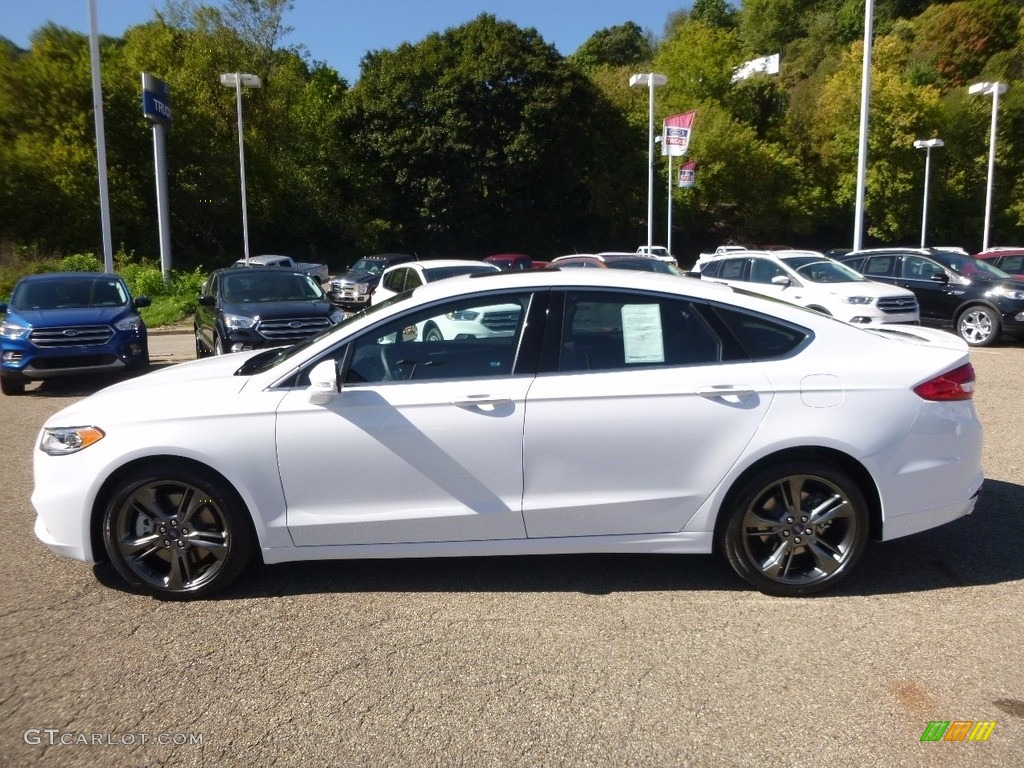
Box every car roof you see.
[389,259,496,271]
[16,272,126,283]
[213,266,309,278]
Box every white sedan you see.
[33,270,983,599]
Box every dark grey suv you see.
[839,248,1024,346]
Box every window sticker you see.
[621,304,664,364]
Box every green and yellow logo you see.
[920,721,996,742]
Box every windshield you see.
[930,251,1011,280]
[350,258,387,275]
[782,256,865,283]
[221,271,324,303]
[12,276,129,310]
[424,265,498,282]
[234,292,412,376]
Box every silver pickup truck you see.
[232,254,329,283]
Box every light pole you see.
[913,138,943,248]
[220,72,261,265]
[629,73,667,255]
[968,81,1007,252]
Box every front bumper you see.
[1,331,148,380]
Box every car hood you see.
[43,352,262,428]
[219,299,334,318]
[811,281,915,299]
[8,306,139,327]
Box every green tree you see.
[569,22,653,70]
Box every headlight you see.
[355,284,370,295]
[113,315,143,332]
[223,313,257,330]
[991,286,1024,301]
[447,310,480,322]
[40,426,105,456]
[1,320,30,340]
[843,296,875,305]
[329,310,346,325]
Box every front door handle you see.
[452,394,513,409]
[696,385,756,400]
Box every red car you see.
[484,253,534,271]
[973,248,1024,279]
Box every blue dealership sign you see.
[141,73,172,125]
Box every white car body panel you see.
[32,270,983,579]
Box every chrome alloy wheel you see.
[741,474,859,587]
[958,306,999,347]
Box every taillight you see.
[913,363,975,401]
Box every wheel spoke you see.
[166,547,194,590]
[744,509,785,534]
[186,530,228,560]
[175,487,199,525]
[808,494,849,525]
[761,540,793,579]
[779,476,806,517]
[806,539,842,575]
[121,533,162,560]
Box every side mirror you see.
[0,302,7,314]
[929,272,949,283]
[198,295,216,307]
[402,324,417,342]
[308,359,340,405]
[771,275,792,287]
[134,296,151,309]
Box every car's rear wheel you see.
[957,305,1000,347]
[101,465,255,599]
[720,460,869,596]
[0,374,26,396]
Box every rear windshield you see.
[12,277,129,310]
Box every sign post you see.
[142,73,172,277]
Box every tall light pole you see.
[220,72,261,265]
[968,81,1007,252]
[630,73,667,255]
[853,0,875,252]
[913,138,943,248]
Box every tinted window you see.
[998,256,1023,273]
[861,255,896,277]
[711,305,808,360]
[558,291,722,372]
[718,259,746,280]
[901,255,945,280]
[343,292,531,383]
[749,258,787,284]
[381,269,405,293]
[700,260,722,278]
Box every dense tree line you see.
[0,0,1022,270]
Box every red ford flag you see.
[678,161,697,188]
[662,111,696,156]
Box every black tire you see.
[423,323,443,342]
[1,374,26,396]
[214,334,225,356]
[720,460,869,597]
[101,464,255,599]
[957,305,1000,347]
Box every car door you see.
[895,254,962,322]
[275,290,540,546]
[521,289,776,538]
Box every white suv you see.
[696,249,920,326]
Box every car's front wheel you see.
[101,464,255,599]
[1,374,26,396]
[957,305,1000,347]
[720,460,869,596]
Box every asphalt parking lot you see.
[1,332,1022,767]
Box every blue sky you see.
[4,1,692,84]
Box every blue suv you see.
[0,272,150,395]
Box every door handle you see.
[452,394,512,408]
[696,385,756,400]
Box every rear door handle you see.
[696,385,756,400]
[452,394,513,409]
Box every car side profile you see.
[839,248,1024,346]
[696,249,920,326]
[33,270,982,600]
[1,272,150,396]
[371,259,500,304]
